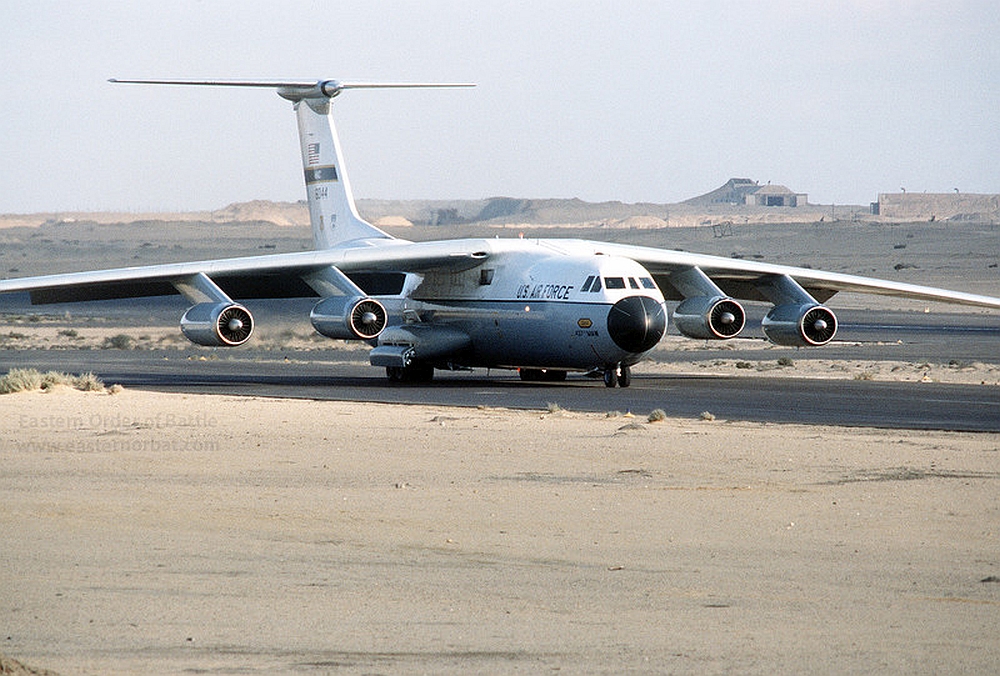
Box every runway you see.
[2,303,998,431]
[5,343,1000,432]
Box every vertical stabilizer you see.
[294,96,391,249]
[108,79,474,250]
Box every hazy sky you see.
[2,1,997,212]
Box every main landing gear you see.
[386,363,434,383]
[603,363,631,388]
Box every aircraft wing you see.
[590,241,1000,310]
[0,239,491,305]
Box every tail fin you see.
[109,79,474,250]
[294,96,389,248]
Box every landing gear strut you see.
[603,363,631,388]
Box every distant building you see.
[746,183,805,207]
[683,178,807,207]
[875,192,1000,220]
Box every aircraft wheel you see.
[407,363,435,383]
[386,364,434,383]
[603,367,619,388]
[618,364,631,388]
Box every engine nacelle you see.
[762,303,838,347]
[310,295,387,340]
[673,296,746,340]
[181,302,254,347]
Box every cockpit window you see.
[628,277,640,289]
[604,277,626,290]
[590,276,602,292]
[640,277,657,290]
[581,275,595,292]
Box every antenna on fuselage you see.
[109,78,475,250]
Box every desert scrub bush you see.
[39,371,76,390]
[647,408,667,423]
[776,357,795,367]
[0,368,43,393]
[103,333,134,349]
[72,372,105,391]
[545,402,564,414]
[58,328,79,338]
[699,410,717,421]
[0,368,105,394]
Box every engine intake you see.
[762,303,838,346]
[311,296,387,340]
[673,296,746,340]
[181,302,254,347]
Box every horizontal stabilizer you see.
[109,79,475,101]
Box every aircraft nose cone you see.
[607,296,667,353]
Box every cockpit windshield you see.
[581,274,657,293]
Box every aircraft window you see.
[640,277,657,289]
[628,277,640,289]
[581,275,594,292]
[479,269,495,285]
[590,276,601,292]
[604,277,626,289]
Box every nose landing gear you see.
[603,363,631,388]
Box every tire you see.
[387,363,434,383]
[404,363,435,383]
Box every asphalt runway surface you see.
[4,310,1000,432]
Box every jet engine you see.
[762,303,838,346]
[181,302,254,347]
[672,296,746,340]
[310,295,387,340]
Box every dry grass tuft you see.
[0,368,106,394]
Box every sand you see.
[2,387,999,674]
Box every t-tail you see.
[109,79,474,250]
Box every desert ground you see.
[2,386,999,675]
[2,206,1000,673]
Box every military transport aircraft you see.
[2,79,999,387]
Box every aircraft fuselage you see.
[379,242,668,372]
